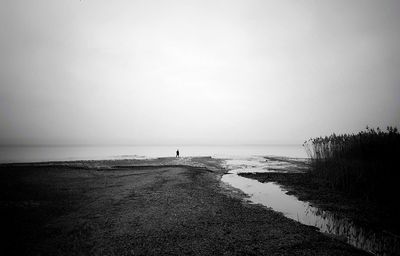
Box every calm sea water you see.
[0,145,307,163]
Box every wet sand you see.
[1,157,367,255]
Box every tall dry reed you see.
[303,126,400,203]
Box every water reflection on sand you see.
[221,157,400,256]
[222,156,309,173]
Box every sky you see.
[1,0,400,145]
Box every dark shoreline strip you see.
[0,163,214,173]
[112,165,214,172]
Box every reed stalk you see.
[303,126,400,203]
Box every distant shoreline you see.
[0,145,308,164]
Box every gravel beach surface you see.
[1,157,367,255]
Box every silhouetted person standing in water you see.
[176,149,180,158]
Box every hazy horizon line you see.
[0,143,304,147]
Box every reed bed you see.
[303,127,400,203]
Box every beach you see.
[0,157,367,255]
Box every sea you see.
[0,145,307,163]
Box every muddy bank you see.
[1,157,366,255]
[239,172,400,238]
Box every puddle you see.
[221,157,400,256]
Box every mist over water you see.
[0,144,306,163]
[1,1,400,147]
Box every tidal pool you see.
[221,157,400,256]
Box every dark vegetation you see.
[303,126,400,204]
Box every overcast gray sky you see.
[1,0,399,145]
